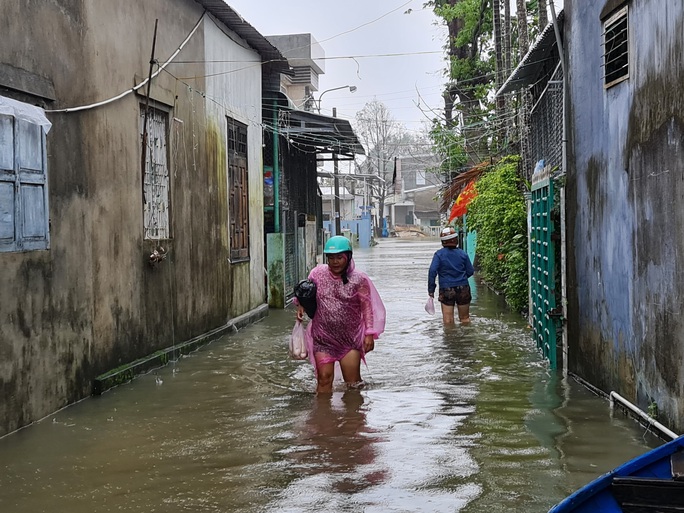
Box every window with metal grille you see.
[0,97,50,253]
[603,6,629,88]
[140,105,170,240]
[228,117,249,262]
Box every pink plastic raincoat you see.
[304,258,386,372]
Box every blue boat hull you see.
[548,435,684,512]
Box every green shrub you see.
[467,156,528,313]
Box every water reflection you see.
[290,391,387,493]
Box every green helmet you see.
[324,236,353,254]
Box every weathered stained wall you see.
[204,19,266,314]
[566,0,684,432]
[0,0,267,436]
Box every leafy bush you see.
[467,156,528,313]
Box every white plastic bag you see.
[289,321,308,360]
[425,296,435,315]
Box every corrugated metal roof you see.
[195,0,288,71]
[496,10,564,96]
[264,92,365,158]
[283,109,366,159]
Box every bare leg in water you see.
[315,349,365,393]
[457,303,471,324]
[441,303,471,324]
[441,303,456,325]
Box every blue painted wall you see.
[323,217,373,248]
[567,1,684,431]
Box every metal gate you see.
[530,177,558,368]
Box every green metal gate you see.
[530,178,558,368]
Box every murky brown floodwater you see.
[0,239,663,512]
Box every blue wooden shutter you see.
[17,119,49,250]
[0,114,17,251]
[15,119,50,251]
[0,114,49,252]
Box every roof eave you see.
[279,108,366,158]
[195,0,289,72]
[496,10,564,97]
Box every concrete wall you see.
[566,0,684,432]
[0,0,267,436]
[204,18,266,314]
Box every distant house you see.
[385,154,442,233]
[320,184,356,222]
[0,0,288,436]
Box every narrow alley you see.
[0,239,661,513]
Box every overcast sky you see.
[227,0,449,135]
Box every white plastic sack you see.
[0,95,52,134]
[289,321,308,360]
[425,297,435,315]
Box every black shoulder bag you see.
[294,279,317,319]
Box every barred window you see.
[603,6,629,88]
[228,117,249,262]
[140,105,170,240]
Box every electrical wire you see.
[45,11,207,114]
[172,50,443,64]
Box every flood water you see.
[0,239,663,512]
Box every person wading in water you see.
[296,236,386,393]
[427,227,475,325]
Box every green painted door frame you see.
[530,178,558,368]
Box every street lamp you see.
[316,85,357,113]
[314,86,356,235]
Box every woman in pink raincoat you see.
[296,236,386,393]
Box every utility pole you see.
[141,19,159,178]
[333,107,341,236]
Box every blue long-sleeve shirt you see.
[428,246,474,294]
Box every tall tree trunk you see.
[516,0,531,177]
[516,0,529,57]
[538,0,548,28]
[442,0,465,130]
[493,0,505,152]
[493,0,504,91]
[503,0,513,150]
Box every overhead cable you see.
[45,11,206,113]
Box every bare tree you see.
[354,100,404,236]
